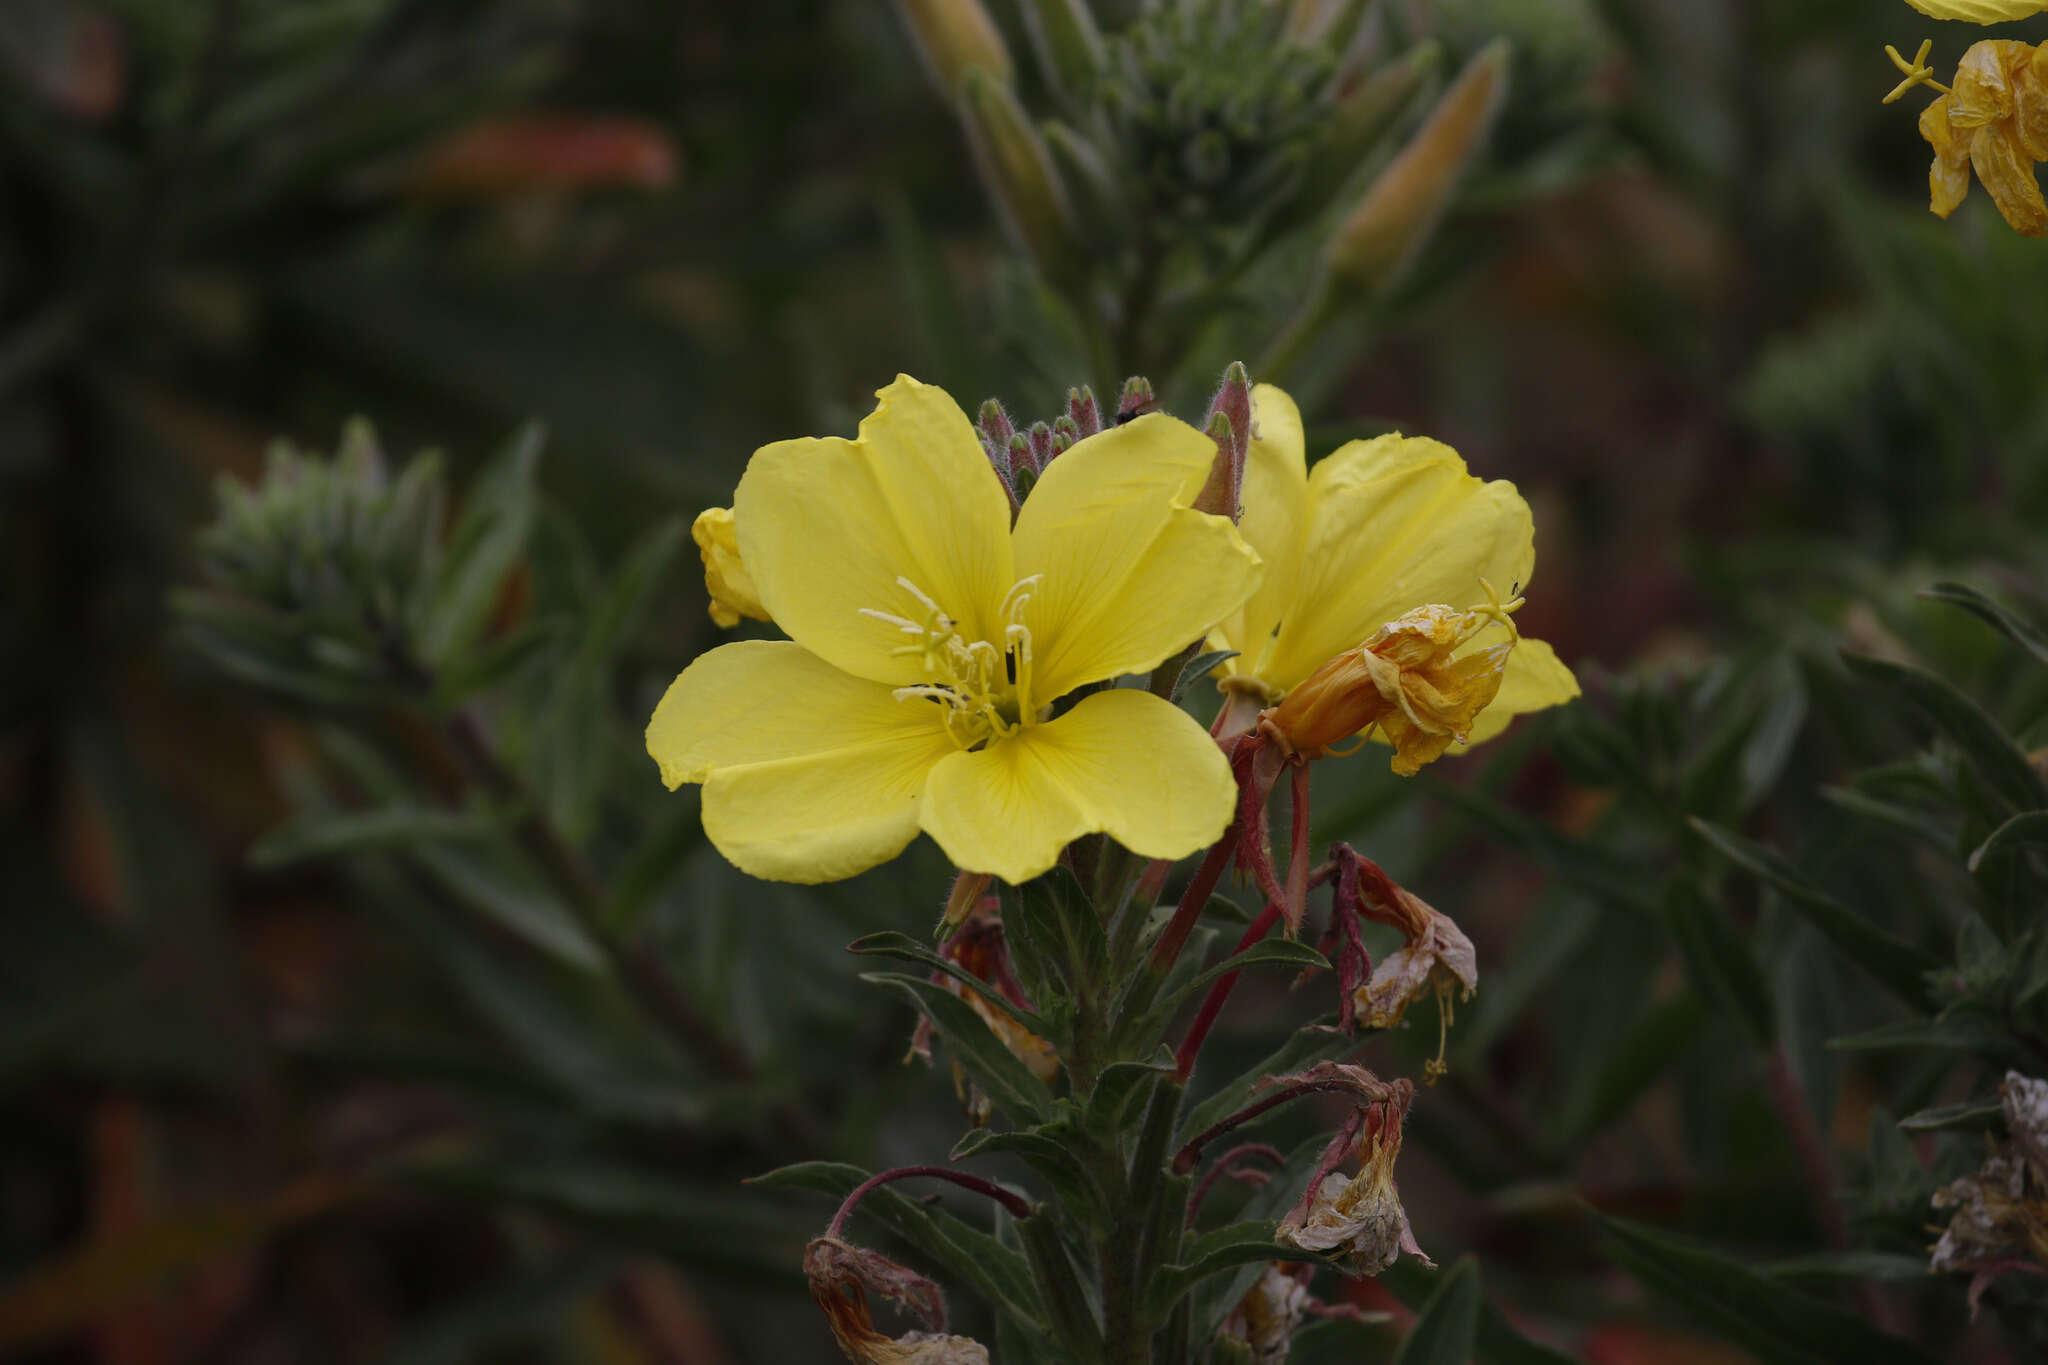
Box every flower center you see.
[860,575,1043,749]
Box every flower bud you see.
[1325,40,1511,297]
[1290,43,1441,222]
[1050,414,1081,457]
[1263,600,1516,773]
[974,397,1016,466]
[1115,375,1158,423]
[1194,361,1252,521]
[1066,385,1102,437]
[891,0,1013,96]
[1017,0,1104,106]
[691,506,770,628]
[958,69,1087,288]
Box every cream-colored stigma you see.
[860,574,1043,748]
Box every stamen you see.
[894,575,947,618]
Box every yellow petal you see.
[1011,413,1261,704]
[692,507,769,628]
[646,641,957,882]
[1970,122,2048,234]
[1260,434,1535,695]
[1902,0,2046,23]
[1452,636,1581,750]
[919,688,1236,884]
[1213,383,1309,683]
[734,375,1015,686]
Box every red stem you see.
[1148,829,1237,973]
[826,1166,1032,1238]
[1185,1142,1285,1224]
[1284,764,1311,929]
[1174,900,1284,1080]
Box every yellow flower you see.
[1914,39,2048,236]
[1903,0,2047,21]
[692,507,770,627]
[1209,384,1578,766]
[647,375,1261,885]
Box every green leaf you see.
[1662,881,1775,1044]
[1898,1098,2005,1134]
[1082,1052,1176,1137]
[1391,1256,1481,1365]
[1549,995,1708,1148]
[1689,819,1937,1012]
[248,805,495,869]
[1177,1021,1361,1148]
[1599,1214,1942,1365]
[951,1122,1106,1229]
[1828,1011,2015,1058]
[1380,1258,1582,1365]
[420,423,543,666]
[751,1162,1046,1331]
[1173,649,1239,702]
[1154,939,1331,1020]
[1839,651,2048,815]
[532,516,688,835]
[849,932,1050,1040]
[603,790,705,931]
[1149,1222,1318,1315]
[1009,866,1109,996]
[1761,1251,1942,1287]
[859,972,1055,1123]
[1969,810,2048,873]
[1919,581,2048,669]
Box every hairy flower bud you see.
[1194,361,1252,521]
[1066,385,1102,437]
[1115,375,1158,423]
[891,0,1013,96]
[692,506,770,628]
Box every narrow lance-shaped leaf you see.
[1839,651,2048,815]
[1689,818,1938,1012]
[1391,1256,1482,1365]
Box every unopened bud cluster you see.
[176,422,446,704]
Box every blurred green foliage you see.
[4,0,2048,1361]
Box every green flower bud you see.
[958,69,1087,288]
[1017,0,1103,106]
[891,0,1013,95]
[1325,40,1511,297]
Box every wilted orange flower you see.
[1262,594,1520,774]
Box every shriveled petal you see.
[646,641,957,882]
[1453,636,1581,749]
[1214,383,1308,684]
[735,376,1015,686]
[1951,41,2022,129]
[1012,413,1261,703]
[1922,98,1975,218]
[1970,123,2048,235]
[920,688,1235,884]
[1260,434,1535,694]
[2018,44,2048,161]
[1904,2,2047,28]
